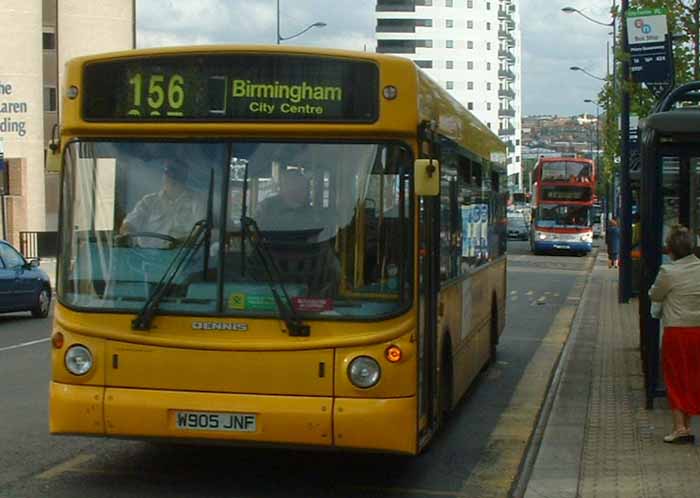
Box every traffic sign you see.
[627,8,672,85]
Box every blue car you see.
[0,240,51,318]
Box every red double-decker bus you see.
[530,157,595,255]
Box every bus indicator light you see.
[385,345,402,363]
[383,85,398,100]
[51,332,64,349]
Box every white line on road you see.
[0,337,50,352]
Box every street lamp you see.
[562,4,617,88]
[570,66,607,81]
[276,0,326,44]
[561,6,614,27]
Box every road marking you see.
[459,288,581,497]
[35,454,95,480]
[0,337,50,353]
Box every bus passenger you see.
[649,225,700,444]
[256,169,322,233]
[120,159,206,247]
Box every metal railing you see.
[19,231,58,259]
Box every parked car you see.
[0,240,51,318]
[507,213,529,240]
[592,214,604,239]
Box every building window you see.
[486,22,491,30]
[446,81,454,90]
[467,40,473,49]
[487,62,492,70]
[467,0,473,7]
[487,122,492,128]
[42,31,56,50]
[487,82,492,90]
[467,20,474,29]
[446,19,453,28]
[468,102,474,110]
[446,40,454,48]
[516,139,521,146]
[415,60,433,68]
[487,102,492,111]
[44,86,57,112]
[446,60,454,69]
[486,42,491,50]
[446,0,453,6]
[467,81,474,90]
[516,156,520,162]
[467,61,474,70]
[486,2,491,10]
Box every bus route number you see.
[128,73,185,118]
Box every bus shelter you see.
[639,82,700,409]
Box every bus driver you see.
[120,159,206,247]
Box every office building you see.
[375,0,522,186]
[0,0,134,245]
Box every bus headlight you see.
[65,345,93,376]
[348,356,381,388]
[537,231,548,240]
[580,232,593,242]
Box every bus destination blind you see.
[82,54,379,123]
[541,186,592,202]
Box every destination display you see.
[82,54,379,122]
[541,186,592,202]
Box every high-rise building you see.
[0,0,134,247]
[375,0,522,187]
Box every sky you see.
[136,0,617,117]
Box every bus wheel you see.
[439,337,453,426]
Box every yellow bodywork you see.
[50,45,506,455]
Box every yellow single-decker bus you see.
[49,45,507,454]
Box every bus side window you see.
[439,142,459,282]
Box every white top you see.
[649,254,700,327]
[123,189,206,247]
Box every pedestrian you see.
[649,225,700,444]
[605,217,621,268]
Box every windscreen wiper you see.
[240,216,310,337]
[131,219,209,331]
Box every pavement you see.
[523,251,700,498]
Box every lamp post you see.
[562,4,617,89]
[584,98,605,222]
[276,0,326,44]
[570,66,607,81]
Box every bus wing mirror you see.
[46,124,62,173]
[46,150,62,173]
[414,159,440,196]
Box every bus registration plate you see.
[175,411,257,432]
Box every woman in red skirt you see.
[649,225,700,444]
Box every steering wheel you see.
[115,232,178,249]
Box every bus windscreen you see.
[541,161,593,182]
[82,54,379,123]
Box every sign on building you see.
[627,8,672,85]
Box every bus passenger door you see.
[417,194,440,444]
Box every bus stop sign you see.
[627,8,672,85]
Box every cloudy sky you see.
[136,0,616,117]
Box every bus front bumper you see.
[50,382,417,454]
